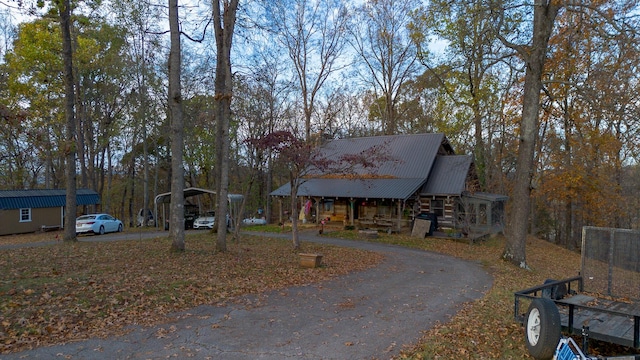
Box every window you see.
[478,203,487,225]
[323,199,334,212]
[20,208,32,222]
[431,199,444,217]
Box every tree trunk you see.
[212,0,239,252]
[503,0,560,267]
[265,154,273,224]
[473,104,486,189]
[143,88,150,227]
[290,181,300,249]
[59,0,77,242]
[168,0,185,251]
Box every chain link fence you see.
[581,226,640,300]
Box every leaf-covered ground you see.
[2,229,636,358]
[327,231,634,359]
[0,232,383,354]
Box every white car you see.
[242,217,267,225]
[76,213,124,235]
[193,214,215,229]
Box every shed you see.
[0,189,100,235]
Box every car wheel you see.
[525,297,561,360]
[118,224,123,232]
[99,225,105,235]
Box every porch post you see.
[278,197,283,224]
[300,197,306,223]
[349,198,355,226]
[316,198,321,224]
[396,199,402,232]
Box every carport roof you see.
[154,187,243,204]
[154,187,216,204]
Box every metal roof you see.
[270,178,428,200]
[154,187,243,204]
[270,133,456,201]
[0,189,100,209]
[465,192,509,202]
[420,155,473,195]
[309,133,452,178]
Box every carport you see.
[153,187,243,228]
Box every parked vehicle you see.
[185,211,197,229]
[193,212,215,229]
[514,226,640,360]
[193,212,233,229]
[76,213,124,235]
[137,208,154,227]
[242,217,267,225]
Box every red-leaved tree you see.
[249,131,393,249]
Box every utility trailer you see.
[514,227,640,360]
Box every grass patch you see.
[243,224,292,233]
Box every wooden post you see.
[349,198,355,226]
[314,197,321,224]
[396,199,402,232]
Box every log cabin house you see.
[270,133,507,237]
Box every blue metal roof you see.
[0,189,100,209]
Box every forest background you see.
[1,0,639,255]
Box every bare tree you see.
[58,0,78,242]
[0,9,16,59]
[212,0,239,252]
[349,0,421,135]
[495,1,560,267]
[112,0,164,226]
[168,0,185,251]
[265,0,350,141]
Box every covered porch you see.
[275,196,417,233]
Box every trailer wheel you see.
[542,279,567,300]
[525,298,561,360]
